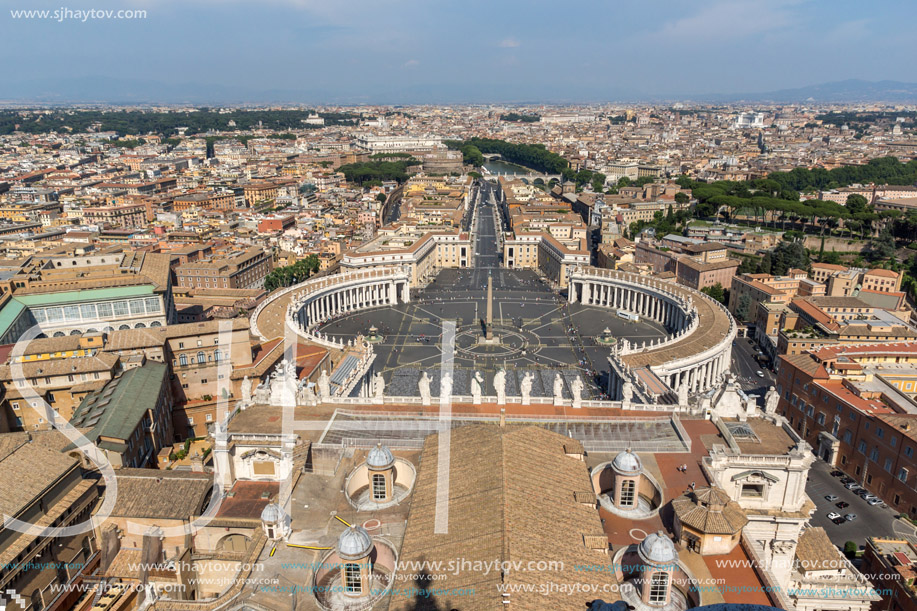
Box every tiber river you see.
[482,159,537,175]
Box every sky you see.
[3,0,917,103]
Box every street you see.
[806,457,915,551]
[730,335,775,395]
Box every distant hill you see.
[703,80,917,103]
[3,77,917,105]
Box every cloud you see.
[498,37,520,48]
[404,59,420,68]
[647,0,800,44]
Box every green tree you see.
[845,193,869,215]
[376,192,387,204]
[735,295,753,322]
[701,283,726,304]
[674,192,689,204]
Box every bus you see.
[617,310,639,322]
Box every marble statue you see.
[471,371,483,404]
[419,372,432,405]
[240,376,252,406]
[269,359,298,407]
[571,376,583,409]
[253,381,270,404]
[677,380,689,406]
[318,370,331,401]
[553,373,564,405]
[621,380,634,405]
[520,372,534,405]
[440,372,453,401]
[373,372,385,401]
[764,385,780,414]
[493,369,507,405]
[296,380,315,406]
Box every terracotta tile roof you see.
[672,486,748,535]
[393,424,616,610]
[796,527,841,571]
[106,468,213,520]
[0,430,77,516]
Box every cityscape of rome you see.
[7,2,917,611]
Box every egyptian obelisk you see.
[485,270,494,340]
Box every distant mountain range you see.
[699,80,917,104]
[3,77,917,106]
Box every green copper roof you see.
[70,361,168,444]
[14,285,155,306]
[0,285,157,340]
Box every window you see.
[648,572,669,605]
[741,483,764,498]
[858,440,867,455]
[843,430,852,443]
[899,468,909,483]
[907,446,914,458]
[885,458,893,473]
[214,349,222,362]
[197,351,205,364]
[179,354,188,366]
[817,413,825,425]
[11,402,18,410]
[372,473,386,501]
[344,564,362,594]
[112,301,129,317]
[870,448,879,462]
[892,437,898,448]
[205,414,213,422]
[619,479,636,508]
[877,427,884,439]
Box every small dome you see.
[366,443,395,469]
[612,448,642,475]
[260,503,285,524]
[639,531,677,565]
[338,525,373,560]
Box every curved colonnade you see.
[283,267,412,349]
[568,267,736,404]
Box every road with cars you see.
[731,335,776,395]
[806,457,913,549]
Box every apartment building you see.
[636,237,740,291]
[175,247,272,290]
[0,250,176,343]
[69,361,173,469]
[0,430,101,611]
[777,342,917,517]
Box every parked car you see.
[832,517,846,525]
[827,512,841,520]
[845,514,858,521]
[830,470,844,477]
[835,501,849,509]
[841,477,855,484]
[825,495,839,502]
[868,497,883,506]
[756,370,765,378]
[845,481,861,490]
